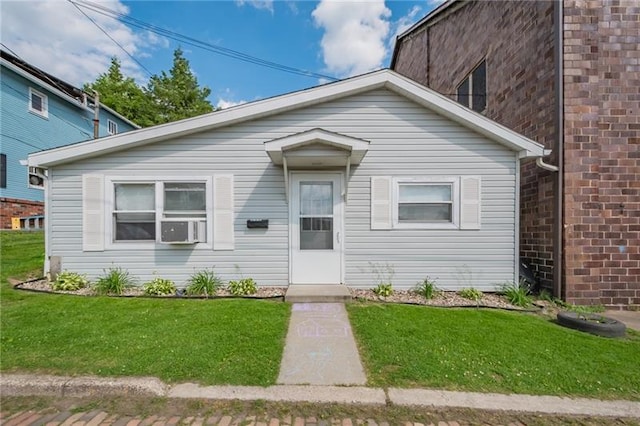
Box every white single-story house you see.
[28,69,546,290]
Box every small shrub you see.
[143,277,176,296]
[414,276,439,299]
[51,271,88,291]
[186,268,223,296]
[228,278,257,296]
[372,283,393,297]
[459,287,483,301]
[94,267,135,295]
[501,281,532,307]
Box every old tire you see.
[557,311,626,338]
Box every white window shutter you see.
[371,176,392,230]
[460,176,481,230]
[82,174,105,251]
[213,174,234,250]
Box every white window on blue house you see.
[29,88,48,118]
[107,119,118,135]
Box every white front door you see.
[290,173,343,284]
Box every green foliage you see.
[372,283,393,297]
[414,277,439,299]
[94,267,135,295]
[143,277,177,296]
[83,57,155,127]
[51,271,88,291]
[501,281,533,307]
[537,291,605,313]
[370,261,394,286]
[459,287,483,301]
[83,49,214,128]
[186,268,223,296]
[228,278,258,296]
[146,48,214,124]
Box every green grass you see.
[348,303,640,400]
[0,231,290,386]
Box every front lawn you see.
[0,231,290,386]
[348,303,640,401]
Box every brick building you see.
[391,0,639,309]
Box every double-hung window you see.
[393,178,459,229]
[29,88,48,118]
[110,179,210,244]
[107,119,118,135]
[113,183,156,241]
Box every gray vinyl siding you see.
[49,88,516,290]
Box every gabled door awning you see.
[264,128,370,203]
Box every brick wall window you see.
[457,60,487,113]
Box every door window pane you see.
[300,182,332,215]
[299,181,334,250]
[300,218,333,250]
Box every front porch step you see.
[285,284,352,303]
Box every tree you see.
[146,48,214,124]
[84,49,215,127]
[83,58,155,127]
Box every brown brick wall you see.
[393,1,558,287]
[0,198,44,229]
[563,0,640,309]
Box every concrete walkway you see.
[605,310,640,331]
[277,303,366,386]
[2,374,640,418]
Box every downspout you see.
[92,91,100,139]
[553,0,564,299]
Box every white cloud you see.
[312,0,391,78]
[216,98,247,109]
[235,0,274,14]
[0,0,164,87]
[388,5,422,52]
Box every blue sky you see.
[1,1,440,108]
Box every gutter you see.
[553,0,564,299]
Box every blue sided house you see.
[1,49,138,229]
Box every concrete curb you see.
[0,374,165,398]
[2,374,640,418]
[169,383,386,405]
[388,388,640,417]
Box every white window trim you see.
[104,176,213,250]
[29,88,48,118]
[392,177,460,230]
[107,119,118,135]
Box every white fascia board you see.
[29,71,388,167]
[384,74,546,158]
[265,128,370,152]
[2,59,92,113]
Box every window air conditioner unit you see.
[28,166,46,189]
[160,220,205,244]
